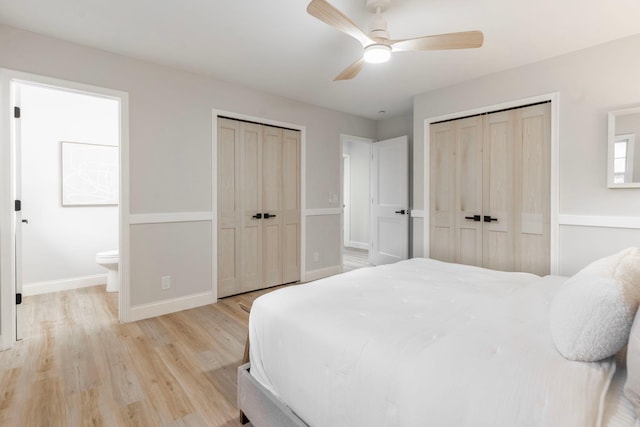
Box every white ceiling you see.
[1,0,639,119]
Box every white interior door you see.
[370,136,409,265]
[13,83,23,340]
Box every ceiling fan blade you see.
[334,57,366,81]
[391,31,484,52]
[307,0,371,46]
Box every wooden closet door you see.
[513,103,550,275]
[217,118,242,297]
[482,110,515,272]
[282,129,301,284]
[262,125,284,287]
[239,122,263,293]
[430,121,456,262]
[455,116,484,267]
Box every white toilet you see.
[96,250,119,292]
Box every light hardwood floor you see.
[0,285,283,427]
[343,247,370,272]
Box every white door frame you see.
[212,110,306,286]
[0,69,130,349]
[339,134,374,270]
[422,92,560,274]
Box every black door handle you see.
[21,219,28,224]
[464,215,481,222]
[263,213,277,219]
[252,213,262,219]
[484,216,498,223]
[394,210,406,215]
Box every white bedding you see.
[249,258,620,427]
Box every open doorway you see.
[12,81,121,340]
[341,135,373,272]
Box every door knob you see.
[394,210,406,215]
[21,219,28,224]
[464,215,481,222]
[483,216,498,223]
[252,213,262,219]
[263,213,277,219]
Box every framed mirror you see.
[608,107,640,188]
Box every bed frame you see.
[238,363,308,427]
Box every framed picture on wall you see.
[61,141,119,206]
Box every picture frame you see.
[61,141,118,206]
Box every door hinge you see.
[14,200,21,212]
[14,106,20,118]
[16,293,22,305]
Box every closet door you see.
[513,103,550,275]
[482,110,515,271]
[262,126,284,288]
[282,129,301,284]
[240,122,263,293]
[430,121,456,262]
[455,116,484,267]
[217,118,242,297]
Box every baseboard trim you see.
[129,291,217,322]
[23,274,108,296]
[303,265,342,282]
[346,241,368,250]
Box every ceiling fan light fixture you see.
[363,44,391,64]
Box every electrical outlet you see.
[161,275,171,290]
[313,252,320,262]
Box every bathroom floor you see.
[0,284,281,426]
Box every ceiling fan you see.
[307,0,484,81]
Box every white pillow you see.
[549,248,640,362]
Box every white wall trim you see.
[346,241,368,250]
[129,291,216,322]
[559,215,640,229]
[303,265,342,282]
[0,69,130,348]
[411,209,425,218]
[422,92,560,274]
[212,109,307,284]
[305,208,342,216]
[129,212,213,225]
[23,274,108,296]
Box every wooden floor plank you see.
[0,284,291,426]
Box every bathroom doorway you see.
[341,135,373,272]
[9,79,123,341]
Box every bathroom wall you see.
[20,83,119,293]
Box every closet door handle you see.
[464,215,481,222]
[483,216,498,223]
[252,213,262,219]
[394,210,406,215]
[263,213,276,219]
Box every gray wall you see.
[0,24,377,308]
[413,34,640,275]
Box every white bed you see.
[247,258,638,427]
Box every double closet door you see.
[217,118,300,298]
[430,102,551,276]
